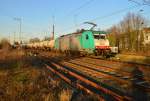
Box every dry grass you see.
[114,54,150,64]
[0,49,73,101]
[0,49,101,101]
[59,89,72,101]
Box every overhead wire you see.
[143,0,150,5]
[56,0,95,35]
[128,0,141,5]
[64,0,95,17]
[89,5,142,22]
[57,4,143,34]
[58,0,150,35]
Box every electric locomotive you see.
[54,29,111,56]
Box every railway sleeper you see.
[68,60,131,79]
[50,61,132,101]
[46,63,106,100]
[67,61,130,84]
[43,56,133,100]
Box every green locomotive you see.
[54,29,111,56]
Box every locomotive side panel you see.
[54,38,59,50]
[59,35,70,52]
[69,34,82,51]
[54,33,82,53]
[48,40,55,49]
[81,31,95,54]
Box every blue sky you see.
[0,0,150,42]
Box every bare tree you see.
[0,38,11,50]
[29,38,40,43]
[108,12,148,52]
[107,25,120,50]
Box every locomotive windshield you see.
[94,34,106,39]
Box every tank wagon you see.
[25,40,54,51]
[54,30,111,56]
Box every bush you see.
[0,39,11,50]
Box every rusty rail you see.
[45,64,104,100]
[45,60,132,101]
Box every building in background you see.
[143,27,150,45]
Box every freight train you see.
[26,40,54,51]
[26,29,118,56]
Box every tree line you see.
[0,39,11,50]
[107,12,150,54]
[29,36,53,43]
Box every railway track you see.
[43,58,132,101]
[79,57,150,82]
[38,54,150,100]
[69,58,144,77]
[68,58,150,91]
[47,56,150,90]
[26,50,150,100]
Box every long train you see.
[24,29,118,56]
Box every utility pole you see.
[9,33,11,44]
[14,17,22,44]
[52,15,55,40]
[52,24,55,40]
[20,18,22,44]
[13,32,16,44]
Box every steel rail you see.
[46,61,132,101]
[42,55,150,91]
[45,64,105,100]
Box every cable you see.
[72,0,94,12]
[57,5,142,35]
[129,0,150,6]
[56,23,83,36]
[0,13,14,19]
[143,0,150,2]
[65,0,95,16]
[58,0,95,34]
[89,5,142,22]
[128,0,141,5]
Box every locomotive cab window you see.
[100,35,105,39]
[94,34,105,39]
[94,35,99,39]
[86,34,89,40]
